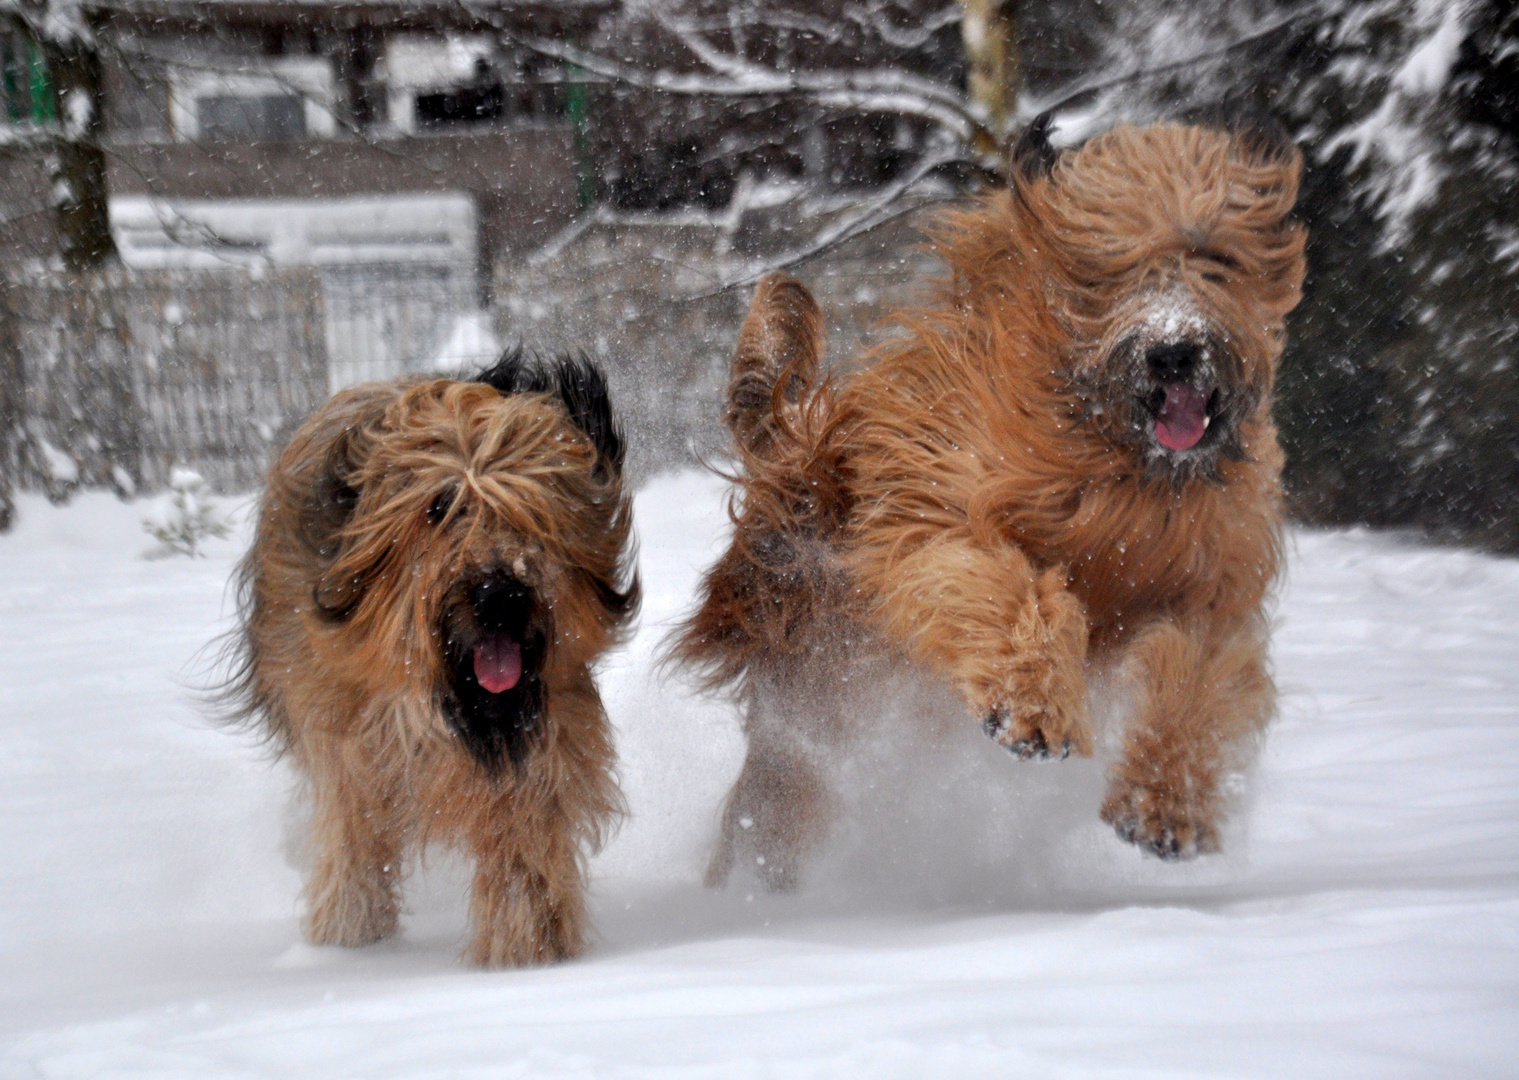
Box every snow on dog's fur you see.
[674,122,1307,889]
[225,355,638,966]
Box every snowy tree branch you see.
[489,0,1343,290]
[1023,1,1335,118]
[694,145,966,295]
[458,1,995,159]
[842,0,961,51]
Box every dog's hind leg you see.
[682,273,849,891]
[706,681,836,891]
[301,740,403,947]
[1100,617,1274,859]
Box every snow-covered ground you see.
[2,470,1516,1078]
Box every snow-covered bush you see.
[141,467,231,557]
[37,438,80,505]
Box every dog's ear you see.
[1010,112,1061,184]
[299,433,361,564]
[547,356,626,477]
[726,273,825,454]
[474,347,532,398]
[313,561,371,622]
[475,349,626,477]
[300,425,380,622]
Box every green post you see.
[563,63,593,208]
[27,38,54,123]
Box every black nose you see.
[1146,342,1200,383]
[470,578,532,634]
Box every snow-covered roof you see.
[99,0,615,35]
[110,193,477,271]
[102,0,611,12]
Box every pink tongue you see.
[472,637,522,694]
[1154,385,1210,451]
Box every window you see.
[383,35,566,134]
[196,93,307,141]
[414,83,504,129]
[169,58,334,142]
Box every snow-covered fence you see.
[494,202,940,477]
[0,267,327,496]
[320,264,486,392]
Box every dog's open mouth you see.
[1134,338,1227,458]
[439,573,549,772]
[1154,384,1213,451]
[472,634,523,694]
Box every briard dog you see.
[675,121,1307,889]
[227,354,639,966]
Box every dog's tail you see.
[665,273,853,694]
[724,273,826,459]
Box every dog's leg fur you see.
[706,676,838,890]
[458,672,617,966]
[680,274,859,891]
[855,531,1094,760]
[1100,618,1274,858]
[464,791,586,966]
[302,737,403,947]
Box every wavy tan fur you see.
[227,375,638,965]
[676,124,1306,878]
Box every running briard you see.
[675,121,1307,888]
[227,355,638,965]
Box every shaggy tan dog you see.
[227,355,638,966]
[675,122,1307,888]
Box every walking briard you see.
[675,121,1307,889]
[227,354,638,966]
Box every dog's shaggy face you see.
[1013,124,1306,482]
[298,362,635,774]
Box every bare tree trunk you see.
[0,282,18,531]
[959,0,1019,155]
[39,19,117,271]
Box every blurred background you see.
[1,0,1515,550]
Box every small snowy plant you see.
[142,467,231,557]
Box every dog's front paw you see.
[981,679,1094,763]
[975,568,1093,761]
[467,926,577,968]
[467,880,582,968]
[1100,779,1221,860]
[982,709,1088,760]
[303,868,400,947]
